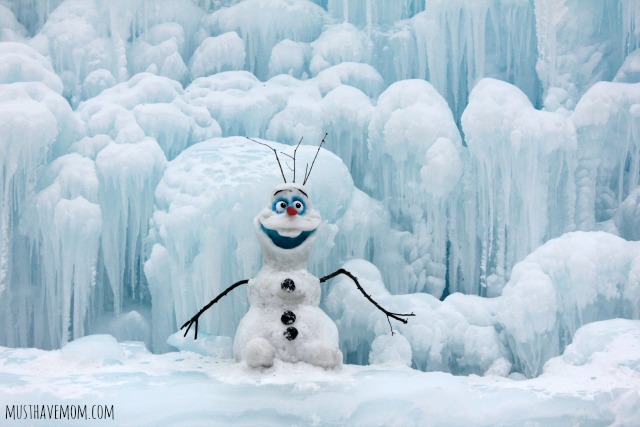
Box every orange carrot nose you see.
[286,206,298,216]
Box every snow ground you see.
[1,323,639,426]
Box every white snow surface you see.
[0,325,638,426]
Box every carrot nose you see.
[286,206,298,216]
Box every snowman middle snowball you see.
[233,182,343,368]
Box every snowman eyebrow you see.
[273,189,308,198]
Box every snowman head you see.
[254,183,322,268]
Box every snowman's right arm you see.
[180,279,249,340]
[320,269,415,334]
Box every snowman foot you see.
[243,338,276,368]
[302,341,343,369]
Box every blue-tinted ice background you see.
[0,0,639,425]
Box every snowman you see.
[181,137,413,368]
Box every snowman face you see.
[257,183,321,250]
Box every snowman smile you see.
[260,224,316,249]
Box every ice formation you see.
[0,0,639,404]
[458,78,577,296]
[327,232,640,377]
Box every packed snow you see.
[1,0,640,425]
[1,325,639,425]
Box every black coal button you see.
[284,327,298,341]
[281,278,295,292]
[281,310,296,325]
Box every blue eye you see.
[272,198,288,213]
[291,197,306,215]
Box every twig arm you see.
[180,279,249,340]
[320,269,415,334]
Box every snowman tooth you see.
[278,228,302,238]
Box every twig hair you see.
[280,136,303,183]
[246,137,287,183]
[247,133,327,185]
[303,133,327,185]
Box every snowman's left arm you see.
[320,269,415,334]
[180,279,249,340]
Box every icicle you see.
[96,139,167,317]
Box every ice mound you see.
[368,334,413,367]
[327,232,640,379]
[0,4,27,41]
[309,23,372,76]
[537,318,640,427]
[0,42,62,92]
[551,318,640,369]
[499,231,640,377]
[78,72,220,159]
[60,334,124,364]
[189,32,245,79]
[167,330,233,359]
[325,259,507,375]
[268,39,310,79]
[314,62,384,99]
[128,22,190,86]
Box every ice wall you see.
[0,0,639,377]
[535,0,640,112]
[413,0,540,119]
[572,81,640,229]
[27,154,102,347]
[4,0,636,120]
[458,78,577,296]
[0,78,82,348]
[204,0,326,80]
[365,79,462,297]
[326,0,539,120]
